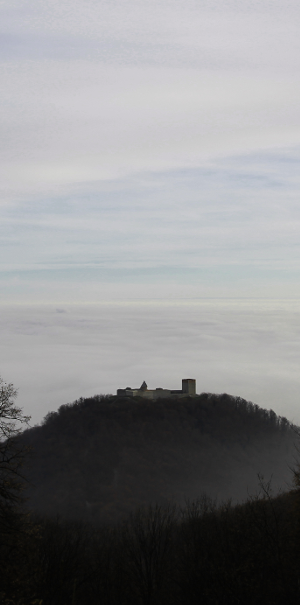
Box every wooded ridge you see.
[20,392,296,523]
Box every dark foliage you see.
[4,389,300,604]
[20,392,296,523]
[7,488,300,605]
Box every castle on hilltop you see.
[117,378,196,399]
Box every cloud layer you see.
[1,300,300,426]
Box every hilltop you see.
[21,392,297,523]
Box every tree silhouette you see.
[0,376,30,518]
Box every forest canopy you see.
[20,392,296,523]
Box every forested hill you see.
[21,393,297,523]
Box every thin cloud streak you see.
[1,155,300,300]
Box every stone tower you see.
[182,378,196,395]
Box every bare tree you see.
[121,504,177,605]
[0,377,36,603]
[0,376,30,520]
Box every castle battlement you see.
[117,378,196,399]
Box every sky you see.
[1,0,300,424]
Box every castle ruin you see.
[117,378,196,399]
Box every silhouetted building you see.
[117,378,196,399]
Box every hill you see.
[21,392,297,523]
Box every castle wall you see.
[117,379,196,398]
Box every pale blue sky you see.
[1,1,300,422]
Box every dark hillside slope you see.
[21,393,297,522]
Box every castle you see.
[117,378,196,399]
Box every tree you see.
[121,504,177,605]
[0,377,41,604]
[0,376,30,521]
